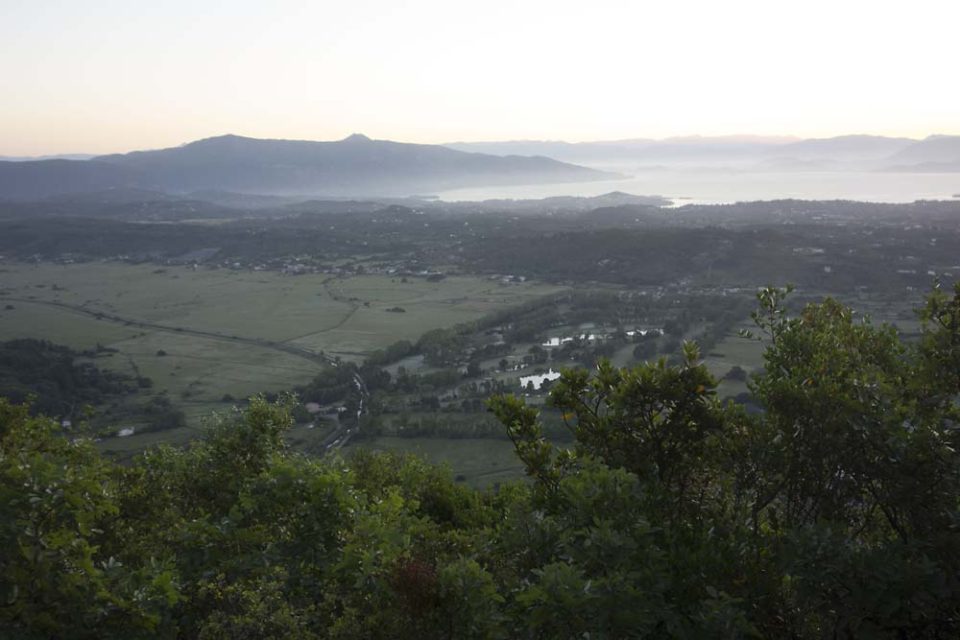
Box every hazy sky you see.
[2,0,958,155]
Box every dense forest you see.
[1,284,958,638]
[0,339,138,419]
[0,338,185,436]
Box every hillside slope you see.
[0,134,615,200]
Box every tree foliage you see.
[2,285,959,638]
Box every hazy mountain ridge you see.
[881,135,960,171]
[0,134,615,201]
[445,136,800,165]
[447,134,960,172]
[3,133,957,203]
[0,153,96,161]
[0,159,142,201]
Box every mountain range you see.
[0,134,616,201]
[2,133,957,203]
[447,134,960,172]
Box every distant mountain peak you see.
[183,134,252,148]
[0,132,612,200]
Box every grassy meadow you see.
[347,436,524,488]
[0,262,563,442]
[0,263,563,355]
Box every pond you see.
[519,369,562,390]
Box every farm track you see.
[3,296,333,365]
[320,303,360,332]
[314,280,362,333]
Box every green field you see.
[347,436,524,488]
[0,262,563,442]
[0,263,563,355]
[288,274,566,357]
[702,331,766,399]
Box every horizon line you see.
[3,130,959,159]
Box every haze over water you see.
[437,169,960,205]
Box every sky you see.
[2,0,958,155]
